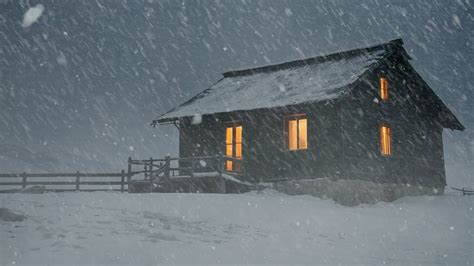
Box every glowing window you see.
[380,124,391,156]
[380,77,389,101]
[287,116,308,151]
[225,124,242,172]
[225,127,233,171]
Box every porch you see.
[127,154,253,193]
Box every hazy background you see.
[0,0,472,187]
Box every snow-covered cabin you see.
[153,39,464,202]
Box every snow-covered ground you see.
[0,190,472,265]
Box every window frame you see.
[379,122,392,156]
[380,76,389,101]
[224,121,243,172]
[283,114,308,151]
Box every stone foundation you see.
[271,178,443,206]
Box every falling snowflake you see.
[22,4,45,27]
[191,114,202,125]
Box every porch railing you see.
[127,154,244,184]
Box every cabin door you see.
[225,124,242,172]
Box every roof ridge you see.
[222,38,404,78]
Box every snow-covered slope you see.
[0,190,472,265]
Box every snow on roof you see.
[155,40,400,123]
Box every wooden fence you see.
[0,154,245,193]
[0,171,128,193]
[451,187,474,196]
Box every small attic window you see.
[380,77,389,101]
[285,115,307,151]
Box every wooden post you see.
[149,157,154,192]
[120,169,125,193]
[144,160,148,180]
[216,177,226,193]
[21,172,27,189]
[217,154,223,177]
[149,157,153,179]
[164,155,170,180]
[190,154,195,178]
[75,171,80,191]
[127,156,132,192]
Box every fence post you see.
[149,157,154,192]
[127,156,132,192]
[75,171,80,191]
[190,154,195,178]
[121,169,125,193]
[144,160,148,180]
[149,157,153,179]
[21,172,27,189]
[217,154,223,177]
[164,155,170,180]
[216,177,226,193]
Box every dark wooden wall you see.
[341,54,446,187]
[178,100,343,182]
[241,102,343,182]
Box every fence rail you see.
[0,170,127,193]
[0,154,246,193]
[451,187,474,196]
[127,154,244,181]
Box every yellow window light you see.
[225,124,243,172]
[287,116,308,151]
[380,125,391,155]
[298,118,308,149]
[380,77,389,101]
[288,119,298,150]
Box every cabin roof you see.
[154,39,464,130]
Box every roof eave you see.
[445,118,465,131]
[152,117,179,127]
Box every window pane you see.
[225,127,233,145]
[235,161,241,172]
[226,144,233,157]
[226,160,233,171]
[386,127,391,155]
[380,77,389,100]
[235,143,242,159]
[288,120,298,150]
[381,126,386,154]
[298,118,308,149]
[235,126,242,143]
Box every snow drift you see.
[0,190,472,265]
